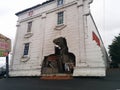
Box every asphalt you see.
[0,69,120,90]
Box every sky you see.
[0,0,120,67]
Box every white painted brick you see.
[10,0,107,77]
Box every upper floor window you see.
[57,0,63,6]
[57,12,64,25]
[27,21,32,32]
[23,43,30,56]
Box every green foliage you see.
[109,34,120,64]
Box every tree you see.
[109,34,120,66]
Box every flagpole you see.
[6,52,9,78]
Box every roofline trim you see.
[15,0,55,16]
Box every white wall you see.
[10,0,107,76]
[10,0,81,76]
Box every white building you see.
[10,0,108,77]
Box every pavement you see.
[0,69,120,90]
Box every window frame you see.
[27,21,32,32]
[57,0,64,6]
[23,43,30,56]
[57,11,64,25]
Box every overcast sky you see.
[0,0,120,67]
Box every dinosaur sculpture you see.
[41,37,75,74]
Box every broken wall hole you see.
[41,37,76,75]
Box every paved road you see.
[0,69,120,90]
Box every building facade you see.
[10,0,108,77]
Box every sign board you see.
[0,34,11,57]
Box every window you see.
[23,43,30,55]
[57,0,63,6]
[27,21,32,32]
[57,12,64,25]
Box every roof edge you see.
[15,0,55,16]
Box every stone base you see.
[9,69,41,77]
[9,67,106,77]
[73,67,106,77]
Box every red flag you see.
[92,32,100,46]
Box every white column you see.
[39,13,47,69]
[77,0,86,64]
